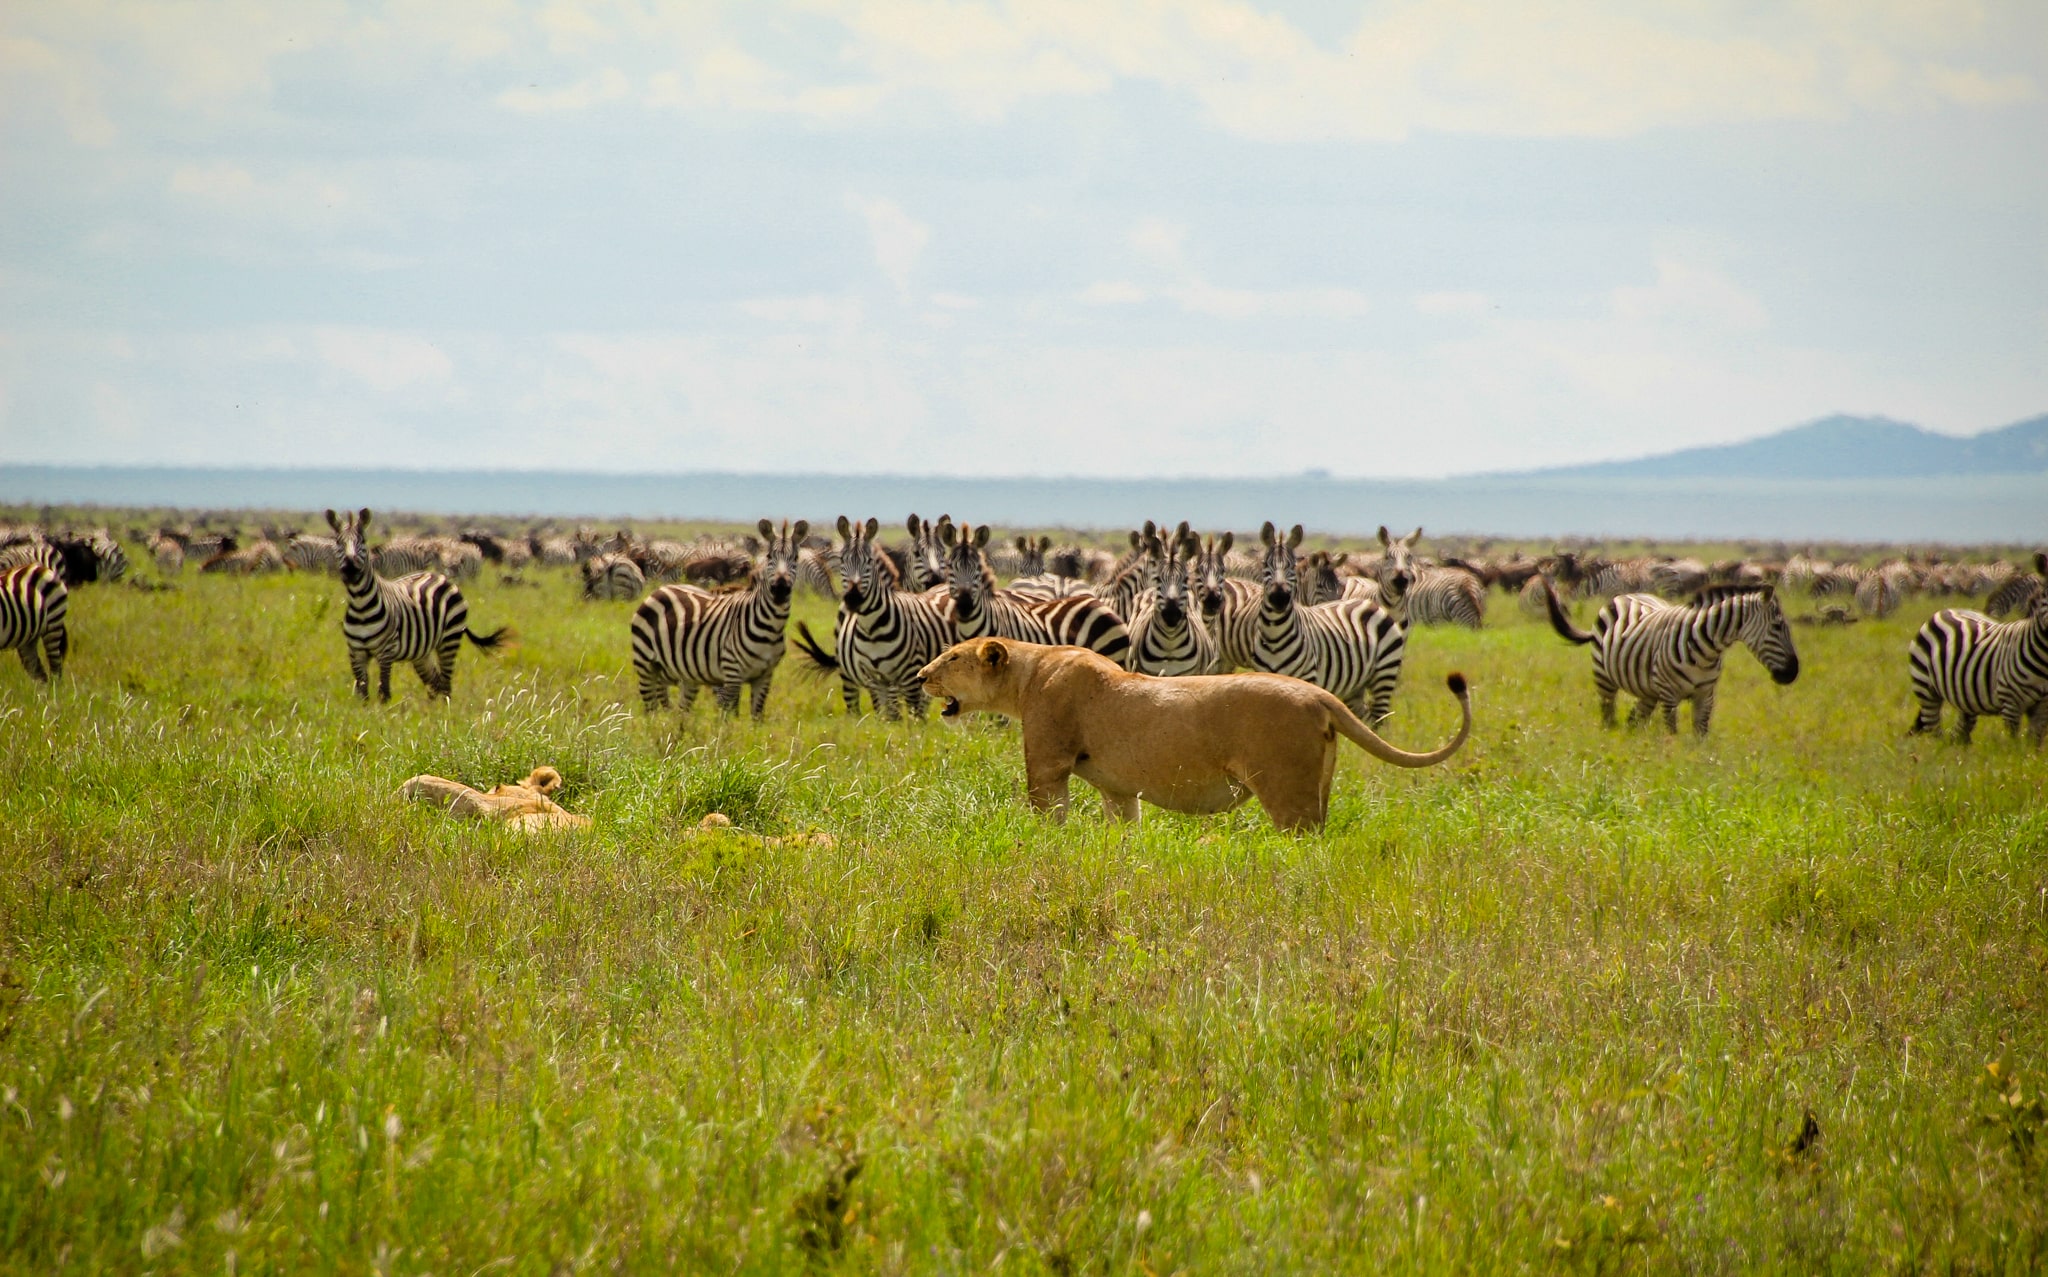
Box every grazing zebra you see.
[1543,580,1799,736]
[1908,553,2048,744]
[631,519,807,718]
[149,532,186,576]
[0,564,68,681]
[0,541,66,580]
[1127,528,1217,676]
[940,521,1131,666]
[791,515,957,719]
[582,553,646,601]
[1855,562,1910,618]
[1193,531,1260,670]
[1250,522,1407,723]
[1986,568,2044,620]
[326,508,508,702]
[283,534,341,574]
[1406,565,1488,628]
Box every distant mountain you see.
[1523,413,2048,479]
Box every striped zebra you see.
[790,515,957,719]
[0,564,68,681]
[1407,565,1488,628]
[1193,530,1260,670]
[904,514,952,592]
[1544,579,1799,736]
[631,519,807,718]
[0,541,66,580]
[940,521,1131,666]
[1909,553,2048,744]
[582,553,646,601]
[1331,526,1422,618]
[283,534,341,574]
[1986,568,2044,619]
[1250,522,1407,723]
[326,508,508,702]
[149,532,186,576]
[372,537,442,578]
[1097,525,1167,621]
[1127,528,1217,676]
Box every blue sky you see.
[2,0,2043,478]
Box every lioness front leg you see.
[1100,790,1140,823]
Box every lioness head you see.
[918,637,1013,719]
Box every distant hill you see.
[1522,412,2048,479]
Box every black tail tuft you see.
[790,620,839,673]
[1541,576,1595,645]
[466,626,511,650]
[1446,671,1467,696]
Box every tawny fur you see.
[917,639,1470,832]
[398,766,590,831]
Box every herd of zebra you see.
[2,513,2044,744]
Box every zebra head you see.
[1376,525,1422,612]
[755,518,810,605]
[1730,585,1800,685]
[1014,534,1051,577]
[940,520,995,621]
[906,513,953,591]
[1194,531,1233,622]
[325,507,373,582]
[1155,529,1198,627]
[834,515,887,611]
[1258,521,1305,609]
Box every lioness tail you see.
[1328,672,1471,768]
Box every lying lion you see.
[399,765,592,833]
[919,638,1470,832]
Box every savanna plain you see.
[2,527,2045,1275]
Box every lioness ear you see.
[863,516,880,539]
[980,638,1008,668]
[758,518,774,540]
[1287,524,1304,550]
[325,508,342,532]
[836,514,852,540]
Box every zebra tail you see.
[1327,671,1472,768]
[789,620,840,673]
[466,625,512,650]
[1541,576,1594,644]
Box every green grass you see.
[2,564,2044,1274]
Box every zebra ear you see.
[2035,551,2047,578]
[1287,524,1304,550]
[1219,531,1233,553]
[1260,521,1276,547]
[791,519,808,541]
[939,521,957,548]
[359,508,373,533]
[325,509,342,533]
[836,514,852,541]
[863,516,880,540]
[973,524,991,550]
[758,518,774,540]
[1405,527,1423,548]
[1039,536,1051,553]
[906,514,922,536]
[1377,525,1391,549]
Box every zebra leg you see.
[377,658,394,704]
[1955,711,1977,745]
[677,682,700,714]
[839,675,862,715]
[638,668,671,712]
[436,636,461,696]
[2000,703,2026,739]
[713,681,744,714]
[2028,702,2048,746]
[1625,697,1656,729]
[1690,686,1716,737]
[349,647,371,700]
[43,624,65,678]
[749,676,772,719]
[904,685,930,719]
[1596,677,1618,728]
[1660,702,1680,734]
[16,643,46,682]
[413,655,446,698]
[1909,691,1943,735]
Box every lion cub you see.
[919,638,1469,832]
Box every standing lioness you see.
[919,638,1471,831]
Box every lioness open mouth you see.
[939,696,962,718]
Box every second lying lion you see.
[918,639,1471,832]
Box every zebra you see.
[0,564,68,681]
[1544,579,1799,736]
[326,508,508,702]
[631,519,807,718]
[1855,562,1911,618]
[1127,528,1217,676]
[940,521,1131,666]
[1193,530,1261,670]
[372,537,443,578]
[283,534,341,574]
[583,553,646,601]
[1096,524,1168,621]
[1986,568,2044,619]
[1332,526,1423,618]
[1406,565,1487,628]
[1250,521,1407,723]
[0,541,66,580]
[791,515,957,719]
[904,514,953,592]
[1908,552,2048,744]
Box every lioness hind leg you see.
[1099,790,1140,823]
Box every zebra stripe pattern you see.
[631,519,807,718]
[1127,528,1217,676]
[941,522,1131,666]
[1910,553,2048,743]
[328,508,507,702]
[799,515,957,719]
[1193,531,1261,670]
[583,553,646,601]
[1251,521,1407,723]
[1544,580,1799,735]
[0,564,68,681]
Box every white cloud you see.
[1416,291,1494,317]
[1168,280,1369,320]
[1079,281,1147,306]
[497,67,631,114]
[929,292,980,310]
[738,295,866,325]
[166,161,371,233]
[314,329,455,395]
[1612,259,1769,331]
[844,194,929,298]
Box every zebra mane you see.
[1688,584,1773,607]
